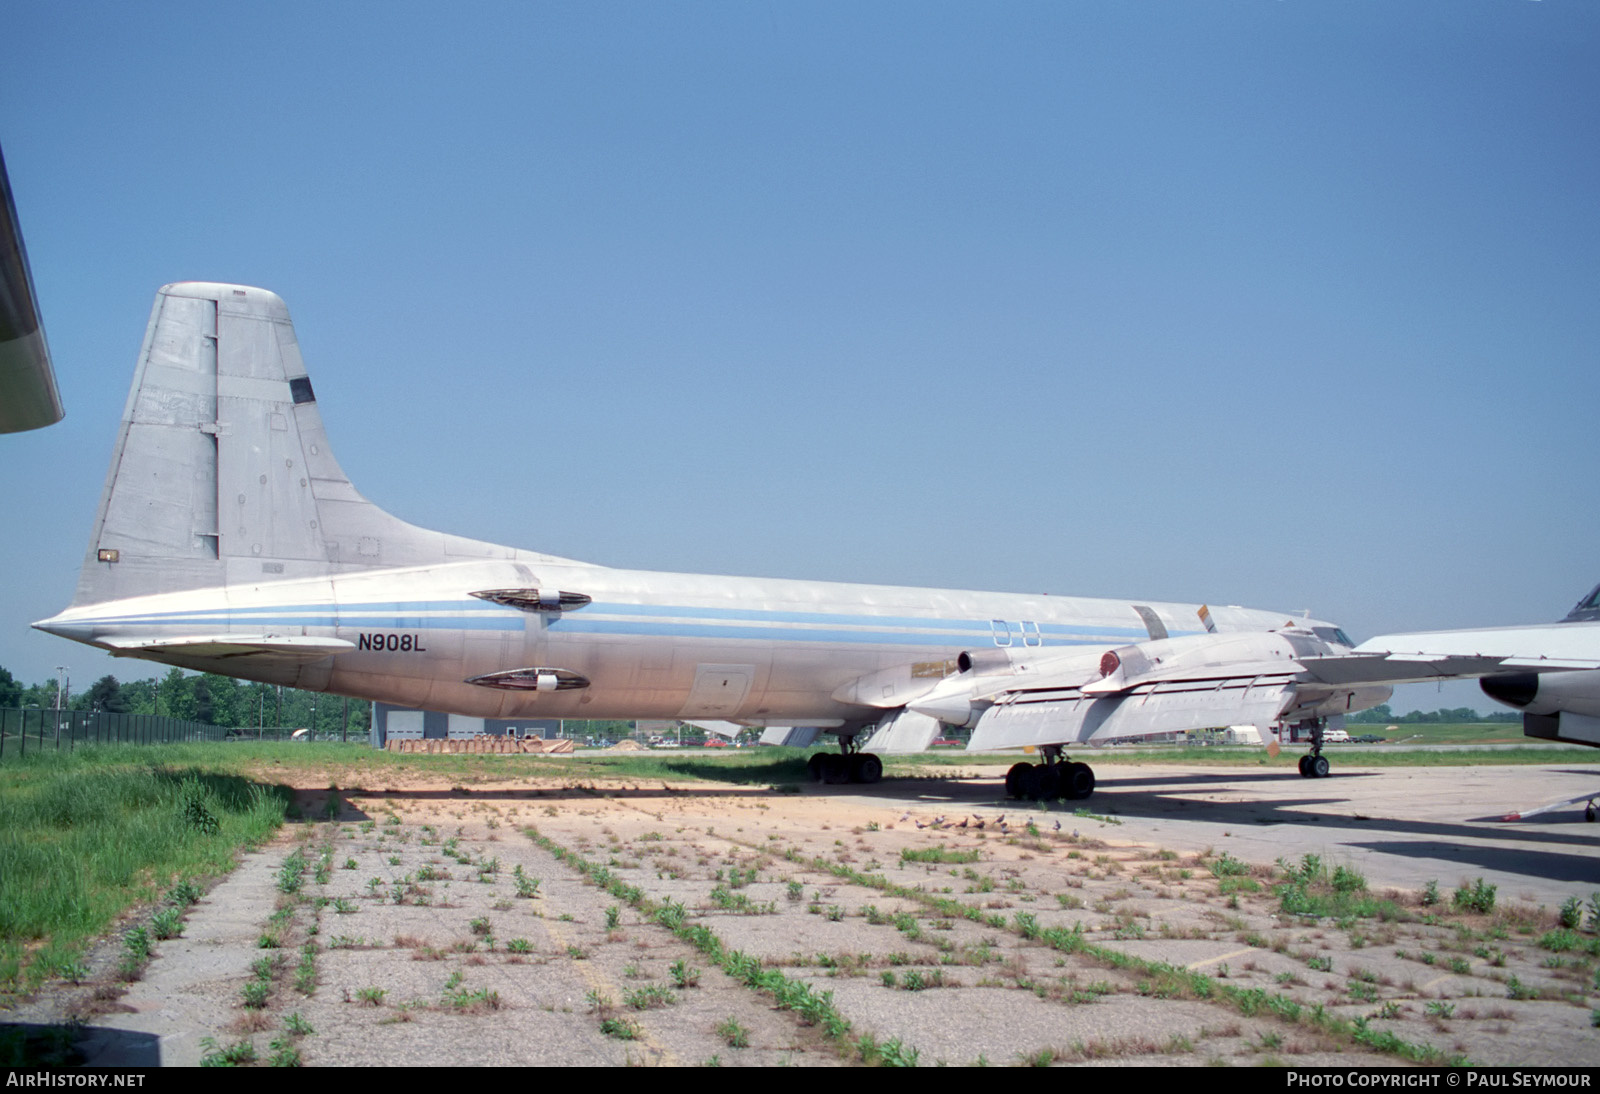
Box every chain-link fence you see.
[0,707,276,759]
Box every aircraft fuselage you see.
[38,556,1303,729]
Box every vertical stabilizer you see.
[72,282,520,607]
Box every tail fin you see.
[1562,584,1600,623]
[73,282,520,607]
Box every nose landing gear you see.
[1295,719,1333,779]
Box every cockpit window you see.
[1312,626,1355,648]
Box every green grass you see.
[0,745,291,997]
[900,846,981,864]
[185,740,828,787]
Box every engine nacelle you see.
[1482,669,1600,748]
[1482,670,1600,719]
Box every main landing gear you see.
[807,735,883,785]
[1295,719,1332,779]
[1004,746,1095,802]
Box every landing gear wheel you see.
[1063,762,1095,801]
[808,753,826,782]
[1297,755,1313,778]
[1310,755,1330,779]
[1586,803,1595,823]
[1033,765,1061,801]
[820,753,850,784]
[851,753,883,785]
[1006,762,1034,800]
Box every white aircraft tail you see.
[71,282,523,608]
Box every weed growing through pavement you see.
[716,1017,749,1048]
[277,848,306,894]
[670,960,700,989]
[199,1037,257,1067]
[600,1016,641,1040]
[623,984,676,1010]
[1455,878,1498,915]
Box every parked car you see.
[702,738,729,747]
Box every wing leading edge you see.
[0,142,63,434]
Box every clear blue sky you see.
[3,2,1596,714]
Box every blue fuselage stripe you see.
[547,618,1124,647]
[75,600,1203,647]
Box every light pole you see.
[54,666,68,748]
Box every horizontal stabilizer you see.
[102,634,355,661]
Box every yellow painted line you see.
[1187,947,1258,971]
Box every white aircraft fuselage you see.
[38,553,1305,726]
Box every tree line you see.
[0,663,1522,737]
[0,664,371,737]
[1348,703,1520,725]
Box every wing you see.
[0,143,64,434]
[966,675,1300,751]
[1326,623,1600,679]
[870,632,1327,752]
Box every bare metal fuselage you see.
[39,553,1303,730]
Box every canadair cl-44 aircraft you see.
[37,284,1587,801]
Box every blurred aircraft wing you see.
[1301,623,1600,687]
[0,142,64,433]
